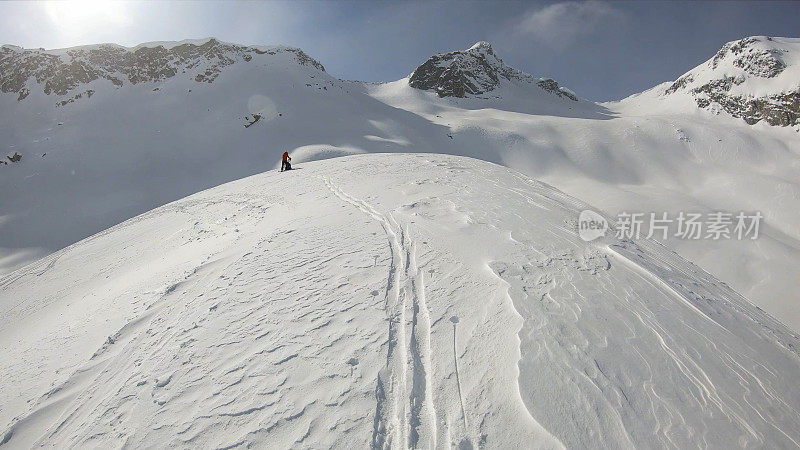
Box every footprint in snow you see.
[155,373,173,388]
[347,358,359,376]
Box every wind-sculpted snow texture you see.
[1,155,799,448]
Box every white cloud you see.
[516,1,624,47]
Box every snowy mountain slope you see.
[620,36,800,127]
[0,38,455,272]
[1,36,799,336]
[1,154,799,448]
[368,74,800,332]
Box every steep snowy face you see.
[0,38,325,104]
[662,36,800,126]
[2,154,799,448]
[408,41,578,100]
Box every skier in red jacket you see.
[281,151,292,172]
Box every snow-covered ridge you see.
[0,37,325,101]
[662,36,800,126]
[408,41,578,100]
[2,154,799,448]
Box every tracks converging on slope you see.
[323,176,437,449]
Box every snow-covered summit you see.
[661,36,800,126]
[468,40,493,52]
[408,41,578,100]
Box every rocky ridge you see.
[408,41,578,101]
[664,36,799,126]
[0,38,325,103]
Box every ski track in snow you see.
[1,154,799,449]
[323,176,438,448]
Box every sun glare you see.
[43,0,129,38]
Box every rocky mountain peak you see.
[468,41,492,50]
[408,42,578,101]
[663,36,799,127]
[467,41,496,56]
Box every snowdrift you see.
[1,154,799,448]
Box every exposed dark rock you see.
[244,113,261,128]
[698,89,799,126]
[409,43,510,97]
[689,76,799,127]
[711,37,760,69]
[537,78,579,101]
[408,41,578,101]
[56,89,94,107]
[665,75,693,95]
[733,49,786,78]
[712,37,787,78]
[43,60,99,95]
[7,152,22,163]
[666,36,797,127]
[290,49,326,72]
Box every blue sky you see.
[1,1,797,101]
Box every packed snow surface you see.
[1,154,799,448]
